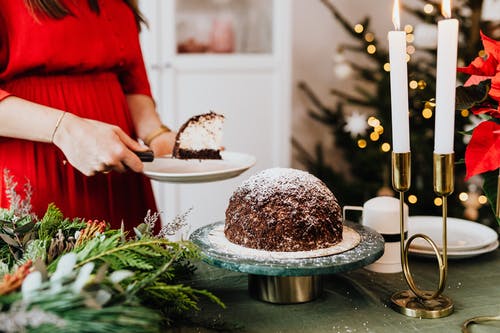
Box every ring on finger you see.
[102,164,112,174]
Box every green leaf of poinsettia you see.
[455,79,491,110]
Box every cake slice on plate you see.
[172,112,225,159]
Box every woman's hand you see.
[148,130,177,157]
[52,113,147,176]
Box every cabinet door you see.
[139,0,291,233]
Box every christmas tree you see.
[294,0,498,226]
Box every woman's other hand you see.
[148,130,176,157]
[52,113,146,176]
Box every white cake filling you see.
[178,115,224,150]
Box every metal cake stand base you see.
[248,274,323,304]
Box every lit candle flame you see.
[392,0,401,30]
[442,0,452,18]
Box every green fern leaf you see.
[38,203,64,241]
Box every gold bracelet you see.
[51,111,66,143]
[144,124,171,146]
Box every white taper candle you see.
[434,0,459,154]
[389,0,410,153]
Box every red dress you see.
[0,0,157,229]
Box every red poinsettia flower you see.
[464,121,500,180]
[458,31,500,117]
[457,32,500,180]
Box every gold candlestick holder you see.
[389,152,454,319]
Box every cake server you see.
[134,150,154,162]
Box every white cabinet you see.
[138,0,291,232]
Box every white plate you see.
[408,216,498,251]
[143,151,256,183]
[409,240,499,259]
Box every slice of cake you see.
[172,112,224,159]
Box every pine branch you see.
[353,85,377,103]
[347,61,379,81]
[330,88,373,107]
[75,238,180,268]
[298,81,327,111]
[128,247,182,296]
[319,0,364,38]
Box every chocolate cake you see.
[172,112,224,159]
[224,168,343,252]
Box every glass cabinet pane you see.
[175,0,273,54]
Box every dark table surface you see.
[171,248,500,333]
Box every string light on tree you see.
[368,116,380,127]
[461,184,483,220]
[424,4,434,14]
[381,142,391,152]
[422,108,433,119]
[370,132,380,141]
[408,195,418,204]
[358,139,367,149]
[365,32,375,42]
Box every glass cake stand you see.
[189,221,384,304]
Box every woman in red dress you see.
[0,0,175,229]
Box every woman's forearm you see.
[126,94,162,142]
[0,95,146,175]
[0,96,65,143]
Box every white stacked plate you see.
[408,216,499,259]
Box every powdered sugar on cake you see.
[238,168,336,204]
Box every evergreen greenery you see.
[0,173,223,331]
